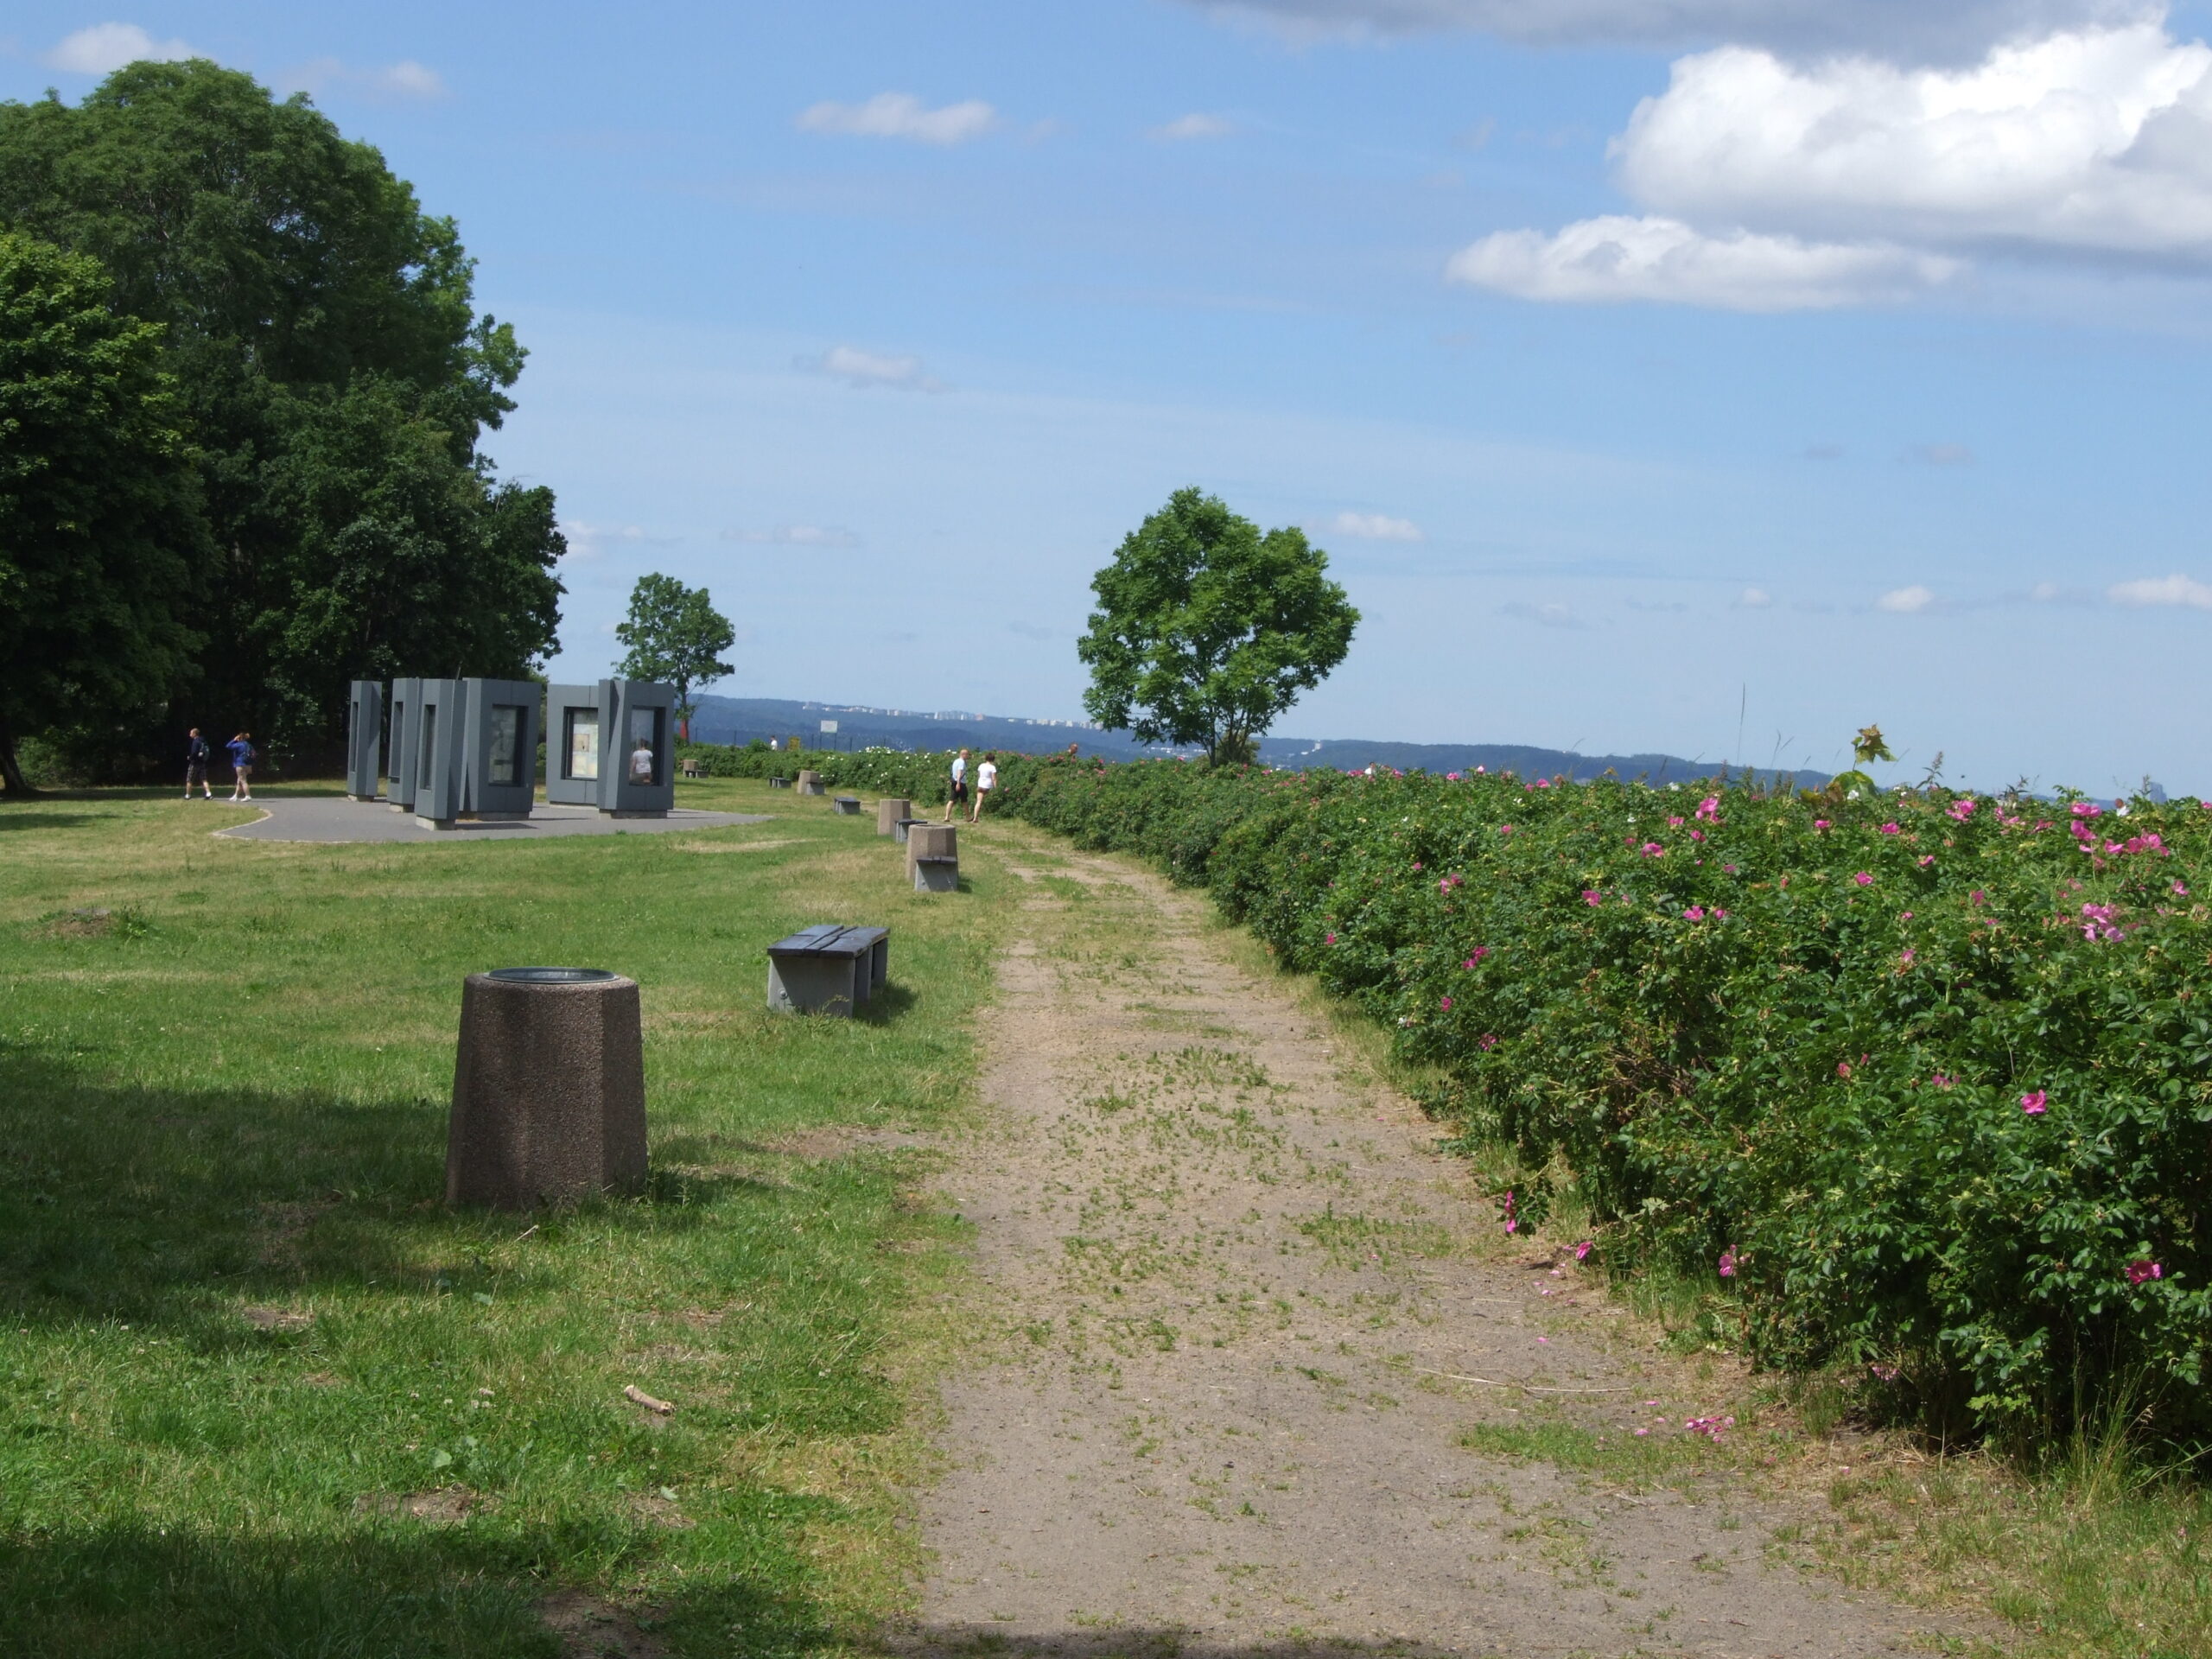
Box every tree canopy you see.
[615,574,735,740]
[0,232,203,794]
[0,60,563,769]
[1077,488,1358,766]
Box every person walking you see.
[226,731,256,801]
[183,728,213,798]
[969,752,998,823]
[945,748,969,823]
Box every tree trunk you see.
[0,711,41,798]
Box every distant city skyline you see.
[8,2,2211,791]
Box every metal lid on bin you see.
[487,967,617,983]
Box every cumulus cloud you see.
[45,22,195,74]
[1176,0,2153,62]
[797,345,947,392]
[721,524,863,549]
[1738,586,1774,607]
[797,92,997,144]
[2108,572,2212,607]
[1151,112,1236,140]
[1325,510,1425,541]
[286,57,448,99]
[1448,215,1957,309]
[1616,25,2212,257]
[1877,583,1938,612]
[1445,13,2212,310]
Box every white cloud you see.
[2031,580,2061,599]
[1907,442,1976,465]
[560,521,672,562]
[798,345,947,392]
[1877,583,1938,612]
[2108,572,2212,607]
[286,57,448,100]
[796,92,997,145]
[721,524,863,549]
[1151,112,1236,140]
[1616,25,2212,257]
[1177,0,2153,62]
[1738,586,1774,607]
[1325,510,1424,541]
[1447,214,1957,309]
[45,22,195,75]
[1503,600,1586,628]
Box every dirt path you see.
[891,832,1959,1659]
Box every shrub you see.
[995,759,2212,1444]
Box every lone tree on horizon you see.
[615,574,735,741]
[1078,487,1357,766]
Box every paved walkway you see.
[215,797,772,843]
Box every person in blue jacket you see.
[226,732,257,801]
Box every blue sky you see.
[7,2,2212,791]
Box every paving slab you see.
[215,797,772,843]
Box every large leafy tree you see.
[1078,487,1358,766]
[615,574,735,741]
[0,60,563,757]
[0,232,203,794]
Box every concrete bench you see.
[892,817,929,845]
[876,797,912,836]
[795,769,825,796]
[680,757,702,779]
[833,795,861,816]
[767,924,890,1016]
[906,823,958,893]
[769,774,791,790]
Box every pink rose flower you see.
[1853,872,1873,887]
[2020,1090,2048,1115]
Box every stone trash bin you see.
[907,823,959,893]
[796,769,825,796]
[447,968,648,1210]
[875,798,912,836]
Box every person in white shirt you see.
[945,748,969,823]
[969,752,998,823]
[629,739,655,785]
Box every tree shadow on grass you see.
[0,1045,826,1338]
[0,1518,845,1659]
[0,810,105,832]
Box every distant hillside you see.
[685,695,1827,788]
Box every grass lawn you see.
[0,778,1001,1657]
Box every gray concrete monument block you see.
[606,679,676,817]
[386,677,422,810]
[545,679,675,815]
[545,681,611,807]
[346,681,383,800]
[446,968,648,1210]
[412,678,463,829]
[460,677,539,819]
[876,798,912,836]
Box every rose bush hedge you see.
[685,740,2211,1440]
